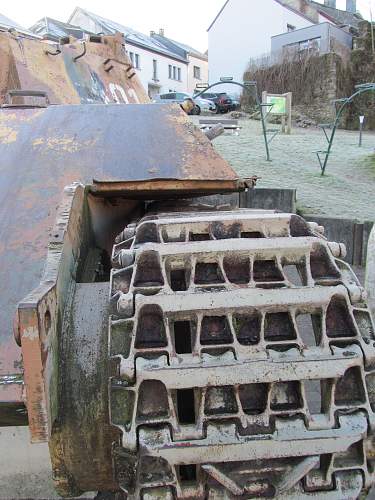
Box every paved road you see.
[196,117,375,221]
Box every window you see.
[298,37,321,54]
[193,65,201,79]
[287,24,296,32]
[160,93,176,99]
[169,64,182,81]
[129,51,140,69]
[153,59,158,80]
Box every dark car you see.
[195,92,233,114]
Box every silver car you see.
[153,92,215,115]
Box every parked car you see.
[194,95,216,114]
[228,94,241,110]
[153,92,215,115]
[194,92,234,114]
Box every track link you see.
[109,210,375,499]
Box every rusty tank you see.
[1,25,375,500]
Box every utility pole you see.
[370,0,375,55]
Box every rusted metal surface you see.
[0,102,239,418]
[0,104,238,182]
[49,281,119,495]
[14,188,375,495]
[0,30,148,105]
[91,178,254,198]
[0,27,147,417]
[15,183,125,494]
[15,184,85,440]
[109,209,375,498]
[8,25,375,497]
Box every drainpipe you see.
[324,0,336,8]
[346,0,356,13]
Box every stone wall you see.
[243,21,375,128]
[244,52,350,125]
[346,21,375,130]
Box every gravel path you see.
[194,117,375,221]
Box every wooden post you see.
[262,90,268,126]
[286,92,292,135]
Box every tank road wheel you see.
[109,209,375,499]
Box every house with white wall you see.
[31,8,208,98]
[151,32,208,94]
[66,7,206,98]
[207,0,360,92]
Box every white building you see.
[207,0,359,91]
[151,32,209,94]
[67,8,207,98]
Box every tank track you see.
[109,209,375,499]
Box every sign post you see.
[359,115,365,147]
[262,91,292,134]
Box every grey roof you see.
[0,13,39,37]
[208,0,318,30]
[311,1,362,29]
[69,7,188,62]
[208,0,363,32]
[30,17,92,41]
[152,33,208,61]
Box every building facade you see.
[186,52,209,94]
[207,0,361,92]
[151,32,209,94]
[271,22,353,62]
[66,8,206,98]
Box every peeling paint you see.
[22,326,39,341]
[0,125,17,144]
[32,136,96,153]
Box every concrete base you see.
[0,426,60,499]
[0,426,95,499]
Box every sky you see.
[1,0,225,52]
[2,0,375,52]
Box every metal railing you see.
[317,83,375,175]
[194,79,273,161]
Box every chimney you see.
[324,0,336,8]
[150,30,155,36]
[159,28,164,36]
[346,0,356,13]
